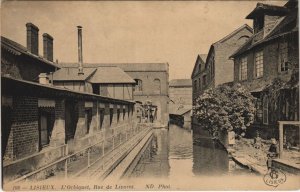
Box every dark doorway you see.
[65,100,78,143]
[2,106,12,158]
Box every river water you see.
[129,124,252,179]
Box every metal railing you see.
[7,123,151,184]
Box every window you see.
[263,96,268,124]
[194,80,197,92]
[255,51,264,78]
[92,84,100,95]
[239,57,248,80]
[279,41,288,72]
[255,98,263,122]
[203,75,207,86]
[198,78,201,90]
[154,79,161,94]
[211,59,215,78]
[134,79,143,91]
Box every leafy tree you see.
[193,83,255,137]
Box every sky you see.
[1,1,287,80]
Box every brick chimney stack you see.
[43,33,54,61]
[26,23,39,55]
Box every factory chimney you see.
[77,26,84,75]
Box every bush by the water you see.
[193,83,255,137]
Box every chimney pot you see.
[26,23,39,55]
[43,33,54,62]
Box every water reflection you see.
[129,124,250,178]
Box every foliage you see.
[193,83,255,136]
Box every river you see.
[129,124,252,179]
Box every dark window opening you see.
[92,84,100,95]
[255,98,263,122]
[38,108,55,149]
[65,101,78,143]
[110,108,114,126]
[203,75,207,86]
[99,108,105,129]
[85,108,92,134]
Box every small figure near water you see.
[253,131,262,149]
[266,138,279,170]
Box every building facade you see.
[191,24,253,105]
[191,54,207,105]
[1,23,136,184]
[191,24,253,126]
[231,1,299,138]
[169,79,192,106]
[60,63,170,127]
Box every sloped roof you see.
[1,36,59,69]
[213,24,253,45]
[191,54,207,78]
[169,79,192,87]
[59,63,168,72]
[246,3,289,19]
[169,106,192,115]
[89,66,135,84]
[52,67,97,81]
[199,54,208,63]
[230,8,298,58]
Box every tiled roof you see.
[59,63,168,72]
[1,36,59,69]
[230,7,298,58]
[52,67,97,81]
[89,66,135,84]
[169,79,192,87]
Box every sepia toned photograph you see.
[1,0,299,190]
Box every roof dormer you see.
[246,3,289,34]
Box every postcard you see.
[1,0,299,190]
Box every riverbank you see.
[219,137,300,175]
[218,138,269,175]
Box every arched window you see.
[134,79,143,91]
[154,78,161,94]
[238,35,250,44]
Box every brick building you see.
[191,24,253,104]
[191,54,207,105]
[169,79,192,107]
[191,24,253,126]
[60,63,170,127]
[1,23,59,82]
[230,1,299,138]
[1,23,136,184]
